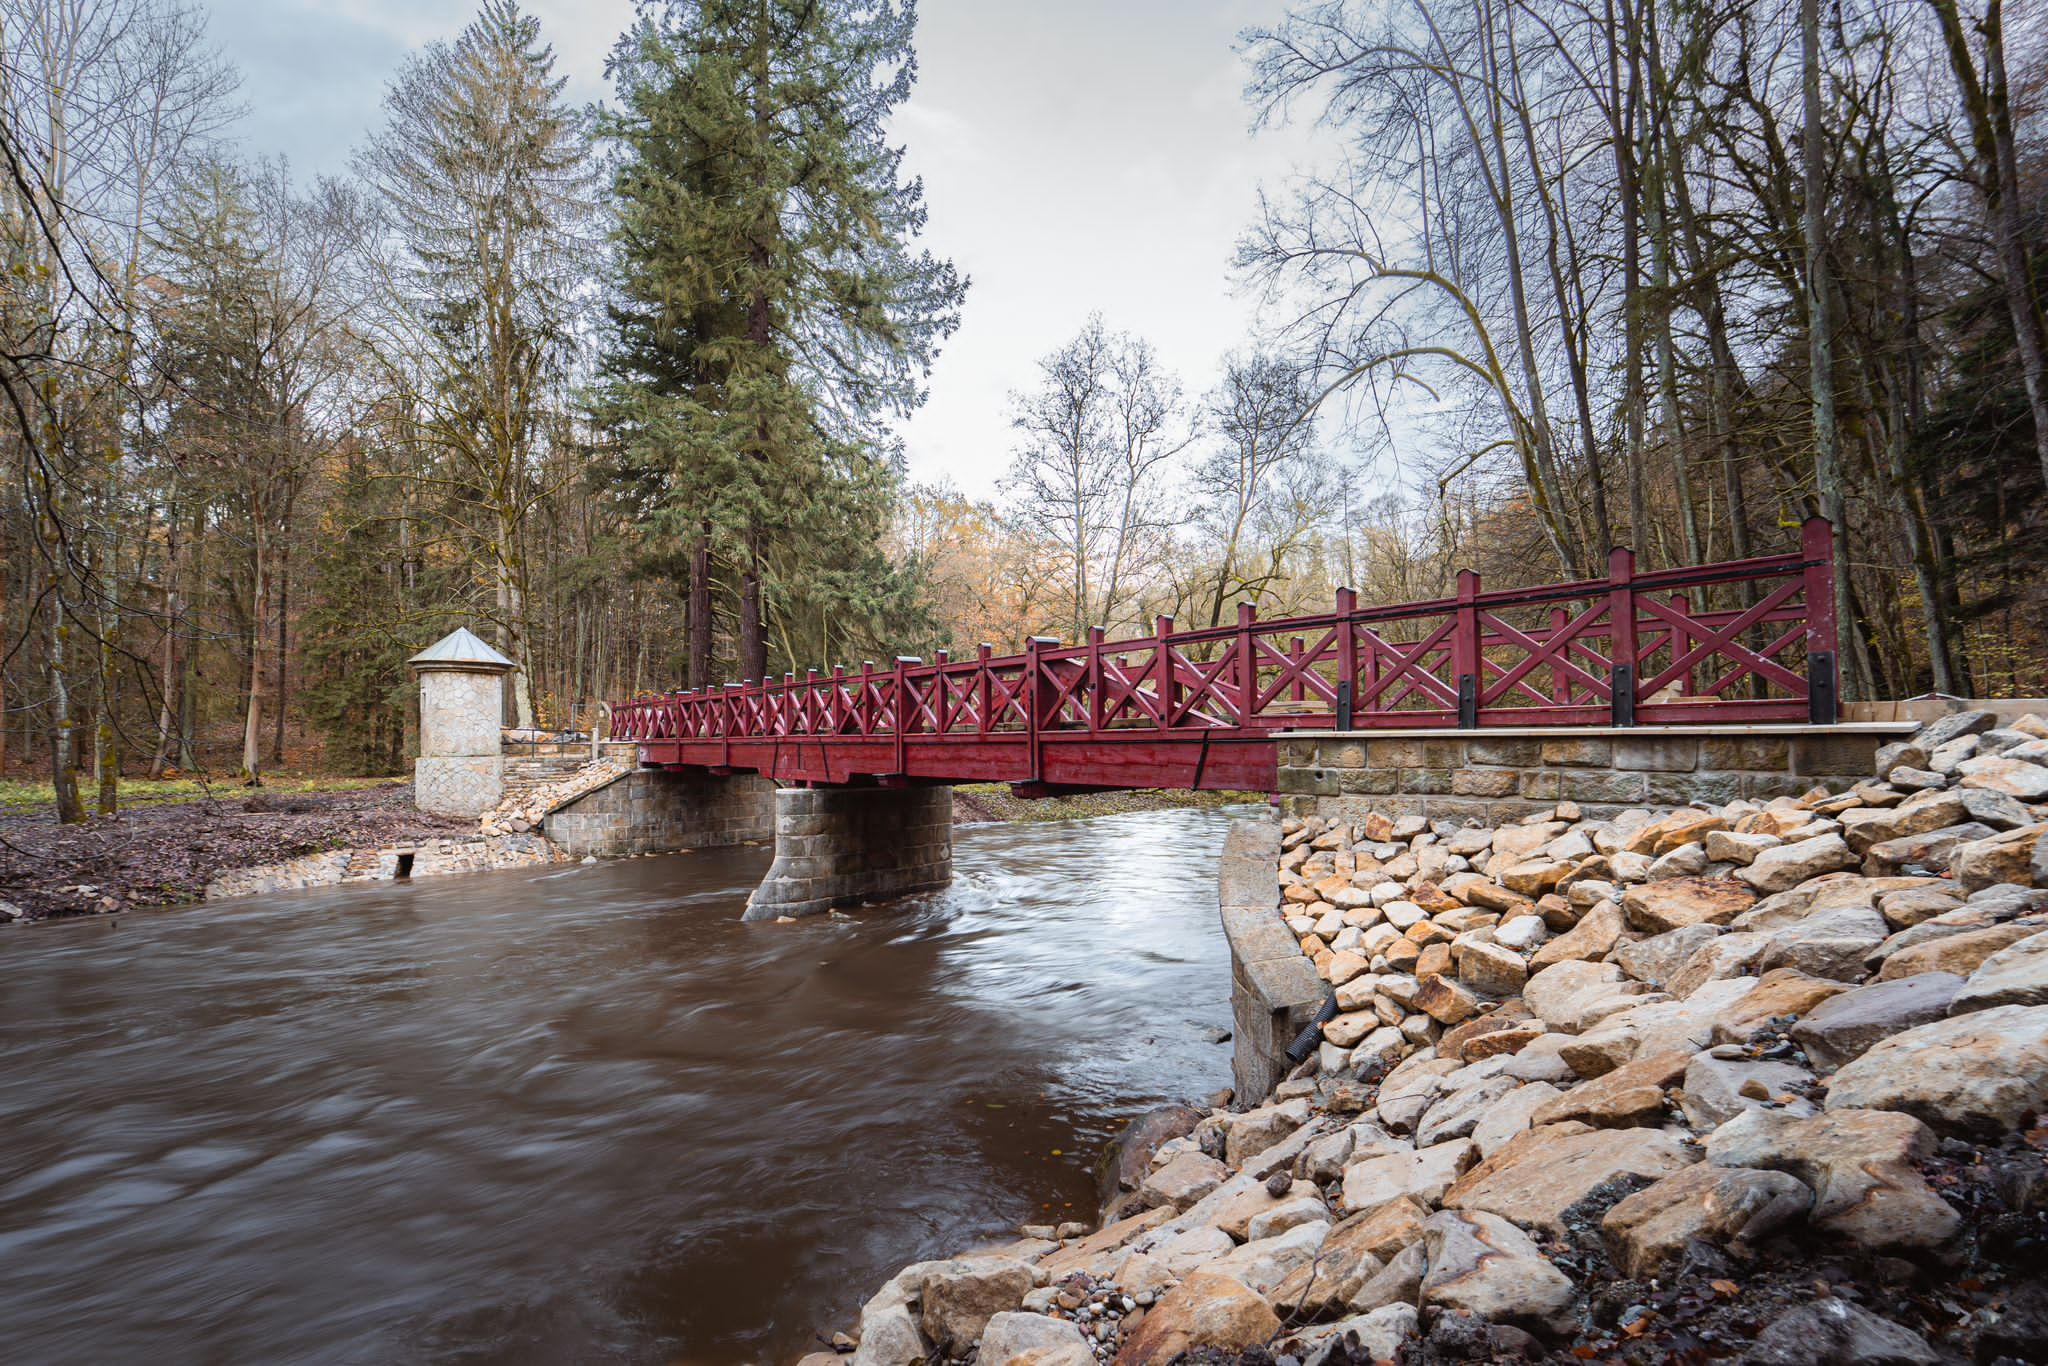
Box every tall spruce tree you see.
[596,0,965,685]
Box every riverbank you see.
[822,711,2048,1366]
[0,781,470,920]
[0,772,1263,921]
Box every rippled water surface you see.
[0,807,1248,1364]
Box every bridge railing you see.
[609,517,1839,746]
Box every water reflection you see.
[0,806,1246,1364]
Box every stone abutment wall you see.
[542,769,777,858]
[1219,816,1325,1102]
[1277,726,1900,827]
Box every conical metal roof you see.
[408,626,515,673]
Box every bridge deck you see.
[614,520,1842,793]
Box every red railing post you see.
[859,661,875,735]
[933,650,950,735]
[805,668,820,733]
[893,655,913,776]
[1609,545,1638,726]
[976,643,993,737]
[1025,636,1048,782]
[1087,627,1106,734]
[1236,602,1257,726]
[1803,515,1839,722]
[1335,587,1357,729]
[1153,616,1175,729]
[831,665,847,734]
[1550,606,1571,706]
[1452,569,1481,728]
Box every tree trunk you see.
[242,530,267,783]
[50,588,84,824]
[271,533,290,764]
[1802,0,1859,700]
[739,526,766,683]
[689,523,713,688]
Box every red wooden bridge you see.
[611,518,1840,794]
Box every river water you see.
[0,807,1247,1365]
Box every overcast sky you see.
[206,0,1339,498]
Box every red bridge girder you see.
[610,519,1841,793]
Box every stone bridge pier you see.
[743,785,954,920]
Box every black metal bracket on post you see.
[1335,680,1354,731]
[1808,651,1838,725]
[1611,664,1636,727]
[1457,674,1478,729]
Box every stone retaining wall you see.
[542,769,778,858]
[1218,816,1324,1101]
[1278,726,1901,828]
[204,832,557,901]
[744,785,953,920]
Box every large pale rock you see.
[1371,1056,1461,1134]
[1668,932,1771,998]
[1226,1099,1312,1166]
[1759,904,1889,982]
[1948,824,2046,893]
[1952,933,2048,1012]
[1418,1209,1577,1333]
[1704,1108,1959,1250]
[1841,793,1967,855]
[1531,1049,1689,1127]
[1679,1053,1817,1131]
[1412,975,1481,1024]
[851,1301,932,1366]
[1528,899,1624,968]
[1267,1209,1389,1318]
[1457,940,1528,997]
[1825,1004,2048,1135]
[919,1258,1037,1357]
[1142,1152,1230,1211]
[1208,1219,1329,1296]
[1623,877,1758,933]
[1875,884,1965,930]
[1213,1178,1319,1240]
[1710,968,1849,1044]
[1149,1226,1235,1277]
[1339,1138,1476,1216]
[1600,1164,1813,1277]
[1789,973,1963,1070]
[1957,756,2048,800]
[1469,1082,1563,1158]
[1627,809,1727,856]
[1706,829,1782,866]
[1524,959,1657,1033]
[1443,1123,1696,1235]
[1739,835,1860,894]
[979,1312,1094,1366]
[1247,1194,1330,1243]
[1113,1271,1279,1366]
[1497,859,1573,897]
[1299,1304,1420,1364]
[1741,1299,1939,1366]
[1917,708,1999,749]
[1863,822,1997,877]
[1415,1075,1520,1148]
[1559,979,1757,1075]
[1874,922,2048,982]
[1613,924,1724,988]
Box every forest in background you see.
[1,0,2043,822]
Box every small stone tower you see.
[410,627,515,817]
